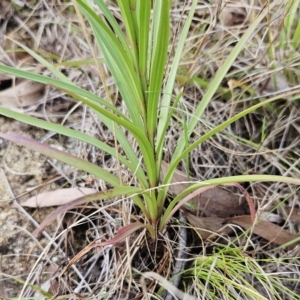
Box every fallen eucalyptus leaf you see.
[186,187,248,218]
[219,0,248,27]
[282,207,300,224]
[21,187,97,207]
[31,186,140,237]
[184,210,232,239]
[160,161,196,195]
[228,215,300,248]
[0,80,45,108]
[161,161,248,218]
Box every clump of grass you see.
[187,244,300,300]
[1,0,300,299]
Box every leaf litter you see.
[161,161,300,248]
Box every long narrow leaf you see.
[93,0,134,59]
[171,2,279,161]
[10,39,73,84]
[0,64,155,187]
[155,0,197,180]
[0,107,142,178]
[117,0,139,70]
[160,174,300,230]
[147,0,171,147]
[53,85,157,188]
[136,0,151,97]
[78,0,146,128]
[158,88,300,205]
[0,64,127,119]
[0,132,121,187]
[157,1,281,204]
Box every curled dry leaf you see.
[21,187,97,207]
[0,80,45,108]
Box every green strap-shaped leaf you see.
[147,0,171,147]
[77,0,146,128]
[136,0,151,99]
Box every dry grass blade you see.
[58,222,146,277]
[141,271,197,300]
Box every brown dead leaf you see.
[186,187,248,218]
[161,162,249,218]
[219,1,248,27]
[22,188,97,207]
[0,0,12,20]
[259,72,289,94]
[0,80,45,108]
[228,215,300,248]
[0,52,34,69]
[283,207,300,224]
[184,210,232,239]
[160,161,248,218]
[0,52,35,81]
[160,161,195,195]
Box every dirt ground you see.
[0,116,59,298]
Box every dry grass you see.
[1,0,300,299]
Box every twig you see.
[165,209,188,300]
